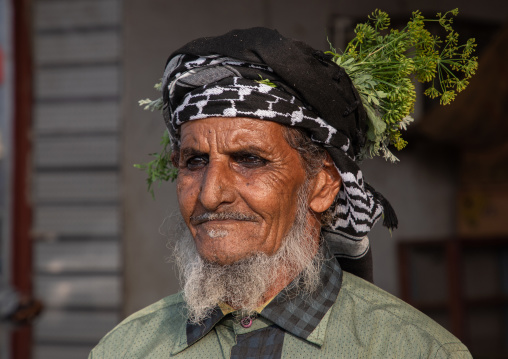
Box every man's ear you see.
[308,153,342,214]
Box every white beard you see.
[172,188,324,324]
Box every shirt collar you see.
[173,249,342,354]
[217,292,278,315]
[259,254,342,345]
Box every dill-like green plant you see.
[326,9,477,161]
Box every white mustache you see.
[190,212,257,225]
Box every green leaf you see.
[255,75,277,88]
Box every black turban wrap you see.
[161,27,398,282]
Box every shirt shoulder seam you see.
[432,341,471,358]
[95,291,186,348]
[119,292,185,326]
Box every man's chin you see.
[199,249,265,267]
[194,238,266,266]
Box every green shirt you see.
[89,267,471,358]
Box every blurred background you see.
[1,0,508,358]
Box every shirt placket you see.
[215,314,284,359]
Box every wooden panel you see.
[463,249,501,299]
[34,345,94,359]
[35,31,120,65]
[34,310,118,343]
[460,142,508,187]
[34,101,119,134]
[34,135,118,168]
[34,205,119,237]
[458,187,508,237]
[32,1,123,357]
[36,275,120,308]
[36,66,118,99]
[34,172,118,202]
[467,307,506,357]
[35,241,120,274]
[410,247,448,304]
[35,0,120,30]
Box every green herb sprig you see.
[134,82,178,197]
[255,75,277,88]
[133,130,177,198]
[326,8,478,161]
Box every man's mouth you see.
[190,212,258,226]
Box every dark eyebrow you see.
[179,147,206,158]
[179,145,271,158]
[229,145,267,156]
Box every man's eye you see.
[234,154,266,168]
[185,156,208,170]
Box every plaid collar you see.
[260,255,342,341]
[176,251,343,353]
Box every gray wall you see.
[31,0,123,357]
[121,0,508,316]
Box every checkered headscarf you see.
[161,28,397,277]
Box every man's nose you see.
[199,160,235,210]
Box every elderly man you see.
[90,28,471,358]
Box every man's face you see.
[176,117,308,265]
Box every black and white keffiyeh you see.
[161,28,398,281]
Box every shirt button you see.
[240,316,253,328]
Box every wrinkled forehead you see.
[176,116,295,146]
[178,117,299,159]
